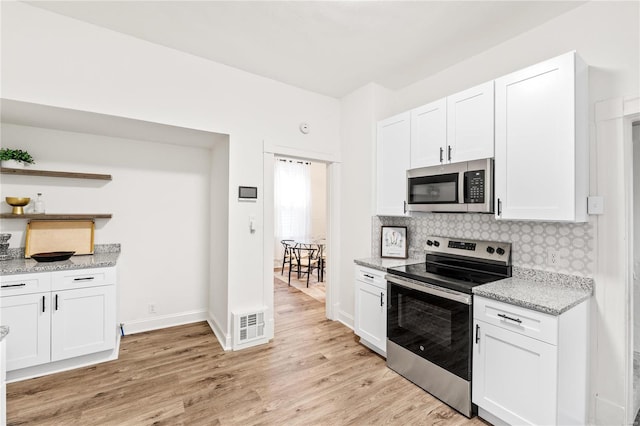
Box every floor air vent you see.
[233,309,266,350]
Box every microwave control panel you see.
[464,170,485,203]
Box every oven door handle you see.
[386,275,471,305]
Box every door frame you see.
[625,106,640,425]
[263,141,341,341]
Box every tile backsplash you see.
[373,213,594,277]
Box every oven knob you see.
[426,240,433,246]
[496,247,505,256]
[486,246,495,254]
[433,241,440,247]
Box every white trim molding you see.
[207,312,232,351]
[122,310,208,335]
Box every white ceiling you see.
[26,1,585,98]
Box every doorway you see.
[273,157,328,304]
[262,146,341,343]
[633,121,640,421]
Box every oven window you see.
[408,173,458,204]
[388,283,471,380]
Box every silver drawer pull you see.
[1,283,27,288]
[363,274,375,279]
[498,313,522,324]
[73,277,95,281]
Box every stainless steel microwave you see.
[407,158,494,213]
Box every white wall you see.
[309,162,327,239]
[0,2,341,342]
[392,2,639,114]
[209,138,230,347]
[337,83,393,326]
[0,123,212,330]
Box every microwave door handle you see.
[458,172,465,204]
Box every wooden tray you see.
[25,220,94,258]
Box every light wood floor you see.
[7,278,488,425]
[274,267,325,303]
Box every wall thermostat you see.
[299,122,310,134]
[238,186,258,201]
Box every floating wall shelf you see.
[0,167,112,181]
[0,213,112,220]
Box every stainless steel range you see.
[385,236,512,418]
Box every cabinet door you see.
[447,81,494,163]
[51,286,115,361]
[376,112,410,216]
[0,293,51,371]
[410,98,446,168]
[354,281,386,354]
[473,320,557,425]
[495,51,586,221]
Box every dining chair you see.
[311,243,326,282]
[280,239,295,275]
[289,245,317,287]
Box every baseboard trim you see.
[122,310,208,335]
[7,334,121,383]
[337,309,354,330]
[207,312,231,351]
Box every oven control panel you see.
[425,236,511,264]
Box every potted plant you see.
[0,148,35,168]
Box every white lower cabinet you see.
[0,267,116,375]
[51,286,116,361]
[0,293,51,371]
[472,296,588,426]
[354,265,387,356]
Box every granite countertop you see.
[473,268,593,316]
[0,325,8,342]
[354,257,422,272]
[0,244,120,276]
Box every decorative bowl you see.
[31,251,75,262]
[5,197,30,215]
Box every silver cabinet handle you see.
[475,324,480,343]
[498,313,522,324]
[55,294,59,311]
[497,198,502,216]
[439,147,443,163]
[73,277,95,281]
[363,274,375,279]
[380,292,384,307]
[1,283,26,288]
[448,145,452,162]
[42,295,46,313]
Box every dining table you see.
[288,237,326,282]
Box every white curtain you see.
[274,158,311,264]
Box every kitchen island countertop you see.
[0,244,120,276]
[354,257,422,272]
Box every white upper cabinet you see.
[410,99,447,168]
[376,111,411,216]
[447,81,495,163]
[494,51,588,222]
[410,81,494,169]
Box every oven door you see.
[387,276,472,381]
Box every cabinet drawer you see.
[474,296,558,345]
[0,273,51,296]
[355,266,386,290]
[52,267,116,291]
